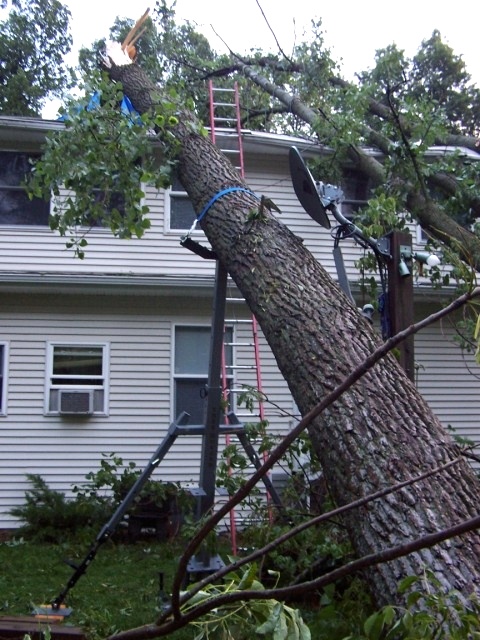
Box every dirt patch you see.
[0,529,15,542]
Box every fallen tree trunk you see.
[106,58,480,606]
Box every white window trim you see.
[0,342,9,417]
[164,186,204,235]
[45,341,110,416]
[416,224,428,245]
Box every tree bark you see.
[107,61,480,606]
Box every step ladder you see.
[208,80,245,175]
[209,81,271,550]
[208,79,265,419]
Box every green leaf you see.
[256,602,284,636]
[363,611,386,640]
[238,563,260,590]
[397,575,419,593]
[273,605,288,640]
[406,590,423,608]
[381,605,396,626]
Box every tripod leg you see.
[236,432,283,508]
[44,413,189,611]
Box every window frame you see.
[74,185,136,234]
[164,179,203,235]
[172,323,233,423]
[416,225,428,245]
[45,342,110,416]
[0,150,51,227]
[0,343,9,416]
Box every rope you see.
[186,187,259,236]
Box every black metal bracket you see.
[180,236,218,260]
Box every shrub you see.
[9,473,109,543]
[10,454,193,543]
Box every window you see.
[340,169,371,220]
[173,326,232,424]
[92,188,126,214]
[83,187,126,229]
[0,344,7,415]
[165,176,198,232]
[46,343,109,416]
[0,151,50,225]
[417,225,428,244]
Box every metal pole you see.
[197,260,228,518]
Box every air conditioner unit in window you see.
[58,390,94,415]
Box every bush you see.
[10,454,192,543]
[73,453,190,513]
[9,473,109,542]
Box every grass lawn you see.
[0,535,198,639]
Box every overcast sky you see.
[41,0,480,117]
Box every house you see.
[0,115,478,531]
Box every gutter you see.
[0,271,221,297]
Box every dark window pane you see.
[85,189,125,228]
[170,195,196,230]
[341,170,371,219]
[53,377,103,386]
[53,347,103,377]
[174,326,233,424]
[92,189,125,213]
[0,188,50,225]
[175,327,233,373]
[0,151,49,225]
[0,151,32,187]
[175,378,207,424]
[175,327,211,374]
[171,176,186,191]
[175,378,232,424]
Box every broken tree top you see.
[104,8,150,67]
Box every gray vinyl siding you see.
[0,155,339,281]
[0,291,293,528]
[0,182,214,277]
[0,144,424,287]
[245,153,338,275]
[415,305,480,449]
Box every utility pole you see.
[288,147,420,383]
[386,231,415,382]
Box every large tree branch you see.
[109,509,480,640]
[232,62,480,269]
[237,62,387,184]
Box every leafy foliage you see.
[184,564,311,640]
[8,473,107,542]
[73,452,190,513]
[345,571,480,640]
[10,454,190,543]
[27,71,183,257]
[0,0,73,116]
[216,389,348,589]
